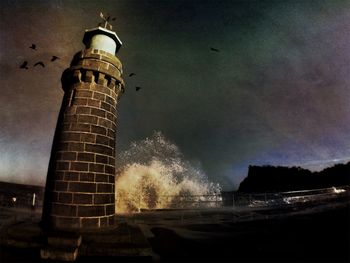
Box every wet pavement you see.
[0,200,349,262]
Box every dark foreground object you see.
[1,203,349,262]
[0,216,152,262]
[147,205,350,262]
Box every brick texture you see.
[42,47,124,230]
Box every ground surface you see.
[0,201,349,262]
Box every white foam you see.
[115,131,221,213]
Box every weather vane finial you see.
[99,12,116,30]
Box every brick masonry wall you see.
[42,49,124,230]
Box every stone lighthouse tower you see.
[42,20,124,230]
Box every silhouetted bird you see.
[34,61,45,67]
[210,47,219,52]
[29,44,37,50]
[51,56,60,62]
[129,73,136,77]
[135,87,141,91]
[20,61,28,69]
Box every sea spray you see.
[115,131,221,213]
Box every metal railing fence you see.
[116,185,350,211]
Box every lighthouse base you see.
[0,214,153,262]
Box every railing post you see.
[232,193,235,208]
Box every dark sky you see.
[1,0,349,189]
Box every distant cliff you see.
[238,162,350,193]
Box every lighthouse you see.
[42,19,124,231]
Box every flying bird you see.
[29,44,37,50]
[135,87,141,91]
[129,73,136,77]
[34,61,45,67]
[210,47,220,52]
[51,56,60,62]
[20,61,29,69]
